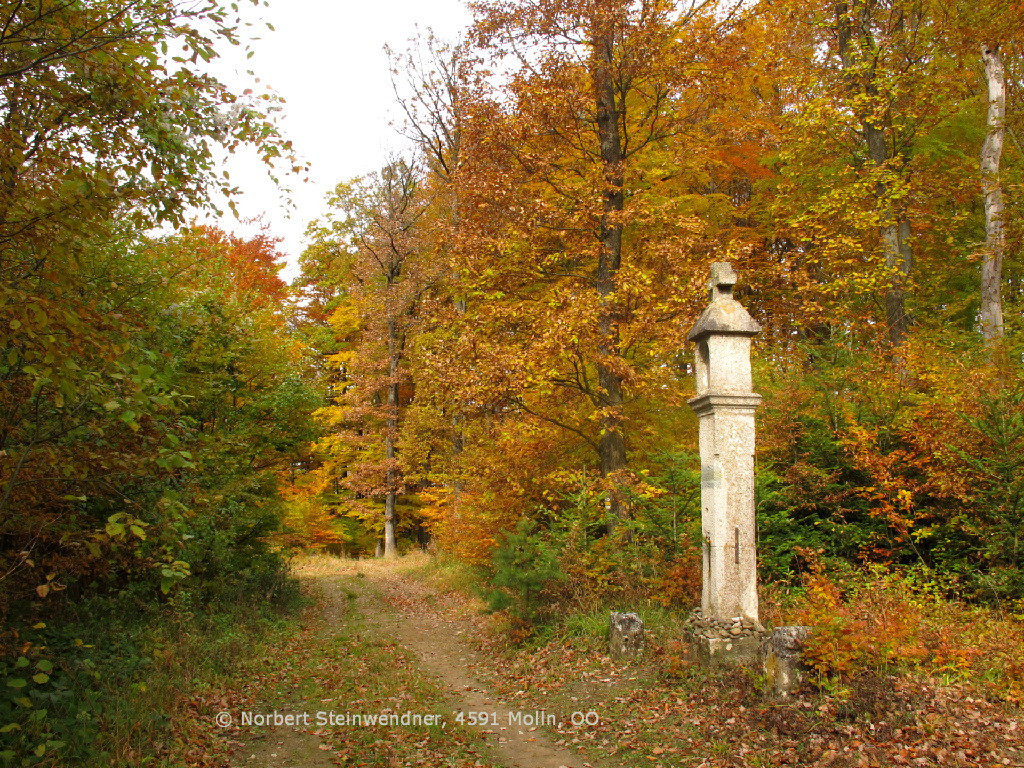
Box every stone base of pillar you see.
[685,610,764,667]
[688,632,762,667]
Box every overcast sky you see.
[199,0,472,280]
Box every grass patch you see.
[393,551,488,597]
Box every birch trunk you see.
[981,43,1006,344]
[383,317,399,559]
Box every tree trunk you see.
[836,1,913,345]
[383,317,400,559]
[981,42,1006,345]
[878,216,913,345]
[592,7,628,530]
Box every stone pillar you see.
[687,262,762,628]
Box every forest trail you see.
[229,556,592,768]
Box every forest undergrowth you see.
[403,554,1024,768]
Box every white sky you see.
[198,0,472,281]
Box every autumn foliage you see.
[296,0,1024,586]
[5,0,1024,762]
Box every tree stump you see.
[609,612,645,659]
[759,626,812,698]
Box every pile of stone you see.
[685,609,761,640]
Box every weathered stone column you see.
[686,263,762,661]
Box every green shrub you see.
[0,548,301,767]
[485,519,565,624]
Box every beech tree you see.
[306,160,433,558]
[283,1,1024,577]
[755,0,988,347]
[448,0,737,527]
[388,33,470,185]
[943,0,1022,345]
[834,0,920,344]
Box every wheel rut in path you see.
[347,563,591,768]
[229,558,593,768]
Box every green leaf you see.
[6,678,27,688]
[32,674,49,685]
[35,660,53,673]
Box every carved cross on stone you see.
[708,262,737,300]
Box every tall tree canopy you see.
[295,0,1024,600]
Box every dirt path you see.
[230,557,592,768]
[227,562,351,768]
[347,563,590,768]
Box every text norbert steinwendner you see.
[240,710,443,727]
